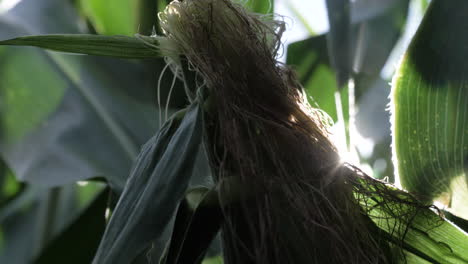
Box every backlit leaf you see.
[355,177,468,263]
[391,0,468,218]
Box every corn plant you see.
[0,0,466,263]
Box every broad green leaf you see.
[35,189,108,264]
[390,211,468,264]
[0,34,161,59]
[354,177,468,264]
[391,0,468,218]
[0,47,66,141]
[161,187,222,264]
[404,252,432,264]
[0,39,155,191]
[0,2,165,191]
[93,104,203,264]
[78,0,137,36]
[375,200,468,263]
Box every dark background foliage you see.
[0,0,466,263]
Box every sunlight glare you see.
[77,181,89,187]
[0,0,22,13]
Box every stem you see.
[334,78,358,163]
[348,78,358,160]
[41,188,61,246]
[136,0,159,35]
[33,187,61,256]
[334,90,348,149]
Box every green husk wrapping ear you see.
[156,0,431,263]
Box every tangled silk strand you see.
[156,1,432,263]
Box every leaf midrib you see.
[48,52,139,160]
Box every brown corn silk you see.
[157,0,429,263]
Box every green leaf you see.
[286,36,349,125]
[0,47,66,141]
[78,0,137,36]
[0,34,161,59]
[137,0,160,35]
[161,187,222,264]
[391,0,468,218]
[418,0,430,11]
[0,41,155,191]
[325,0,352,88]
[0,8,166,191]
[287,34,338,121]
[354,177,468,264]
[10,0,83,34]
[394,211,468,264]
[287,0,409,123]
[351,0,407,24]
[0,189,46,264]
[202,256,223,264]
[0,186,37,223]
[237,0,273,14]
[377,204,468,263]
[444,210,468,233]
[93,104,203,264]
[0,164,21,204]
[0,184,96,264]
[352,0,409,96]
[35,189,108,264]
